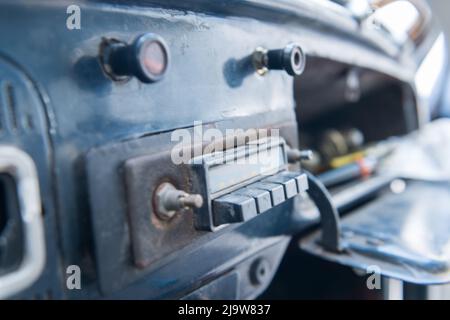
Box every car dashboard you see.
[0,0,449,300]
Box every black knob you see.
[252,43,306,76]
[267,43,306,76]
[105,33,169,83]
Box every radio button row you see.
[212,194,257,226]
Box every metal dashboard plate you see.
[300,180,450,285]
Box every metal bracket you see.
[304,170,342,253]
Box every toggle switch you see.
[155,183,203,220]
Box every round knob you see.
[252,43,306,76]
[267,43,306,76]
[105,33,169,83]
